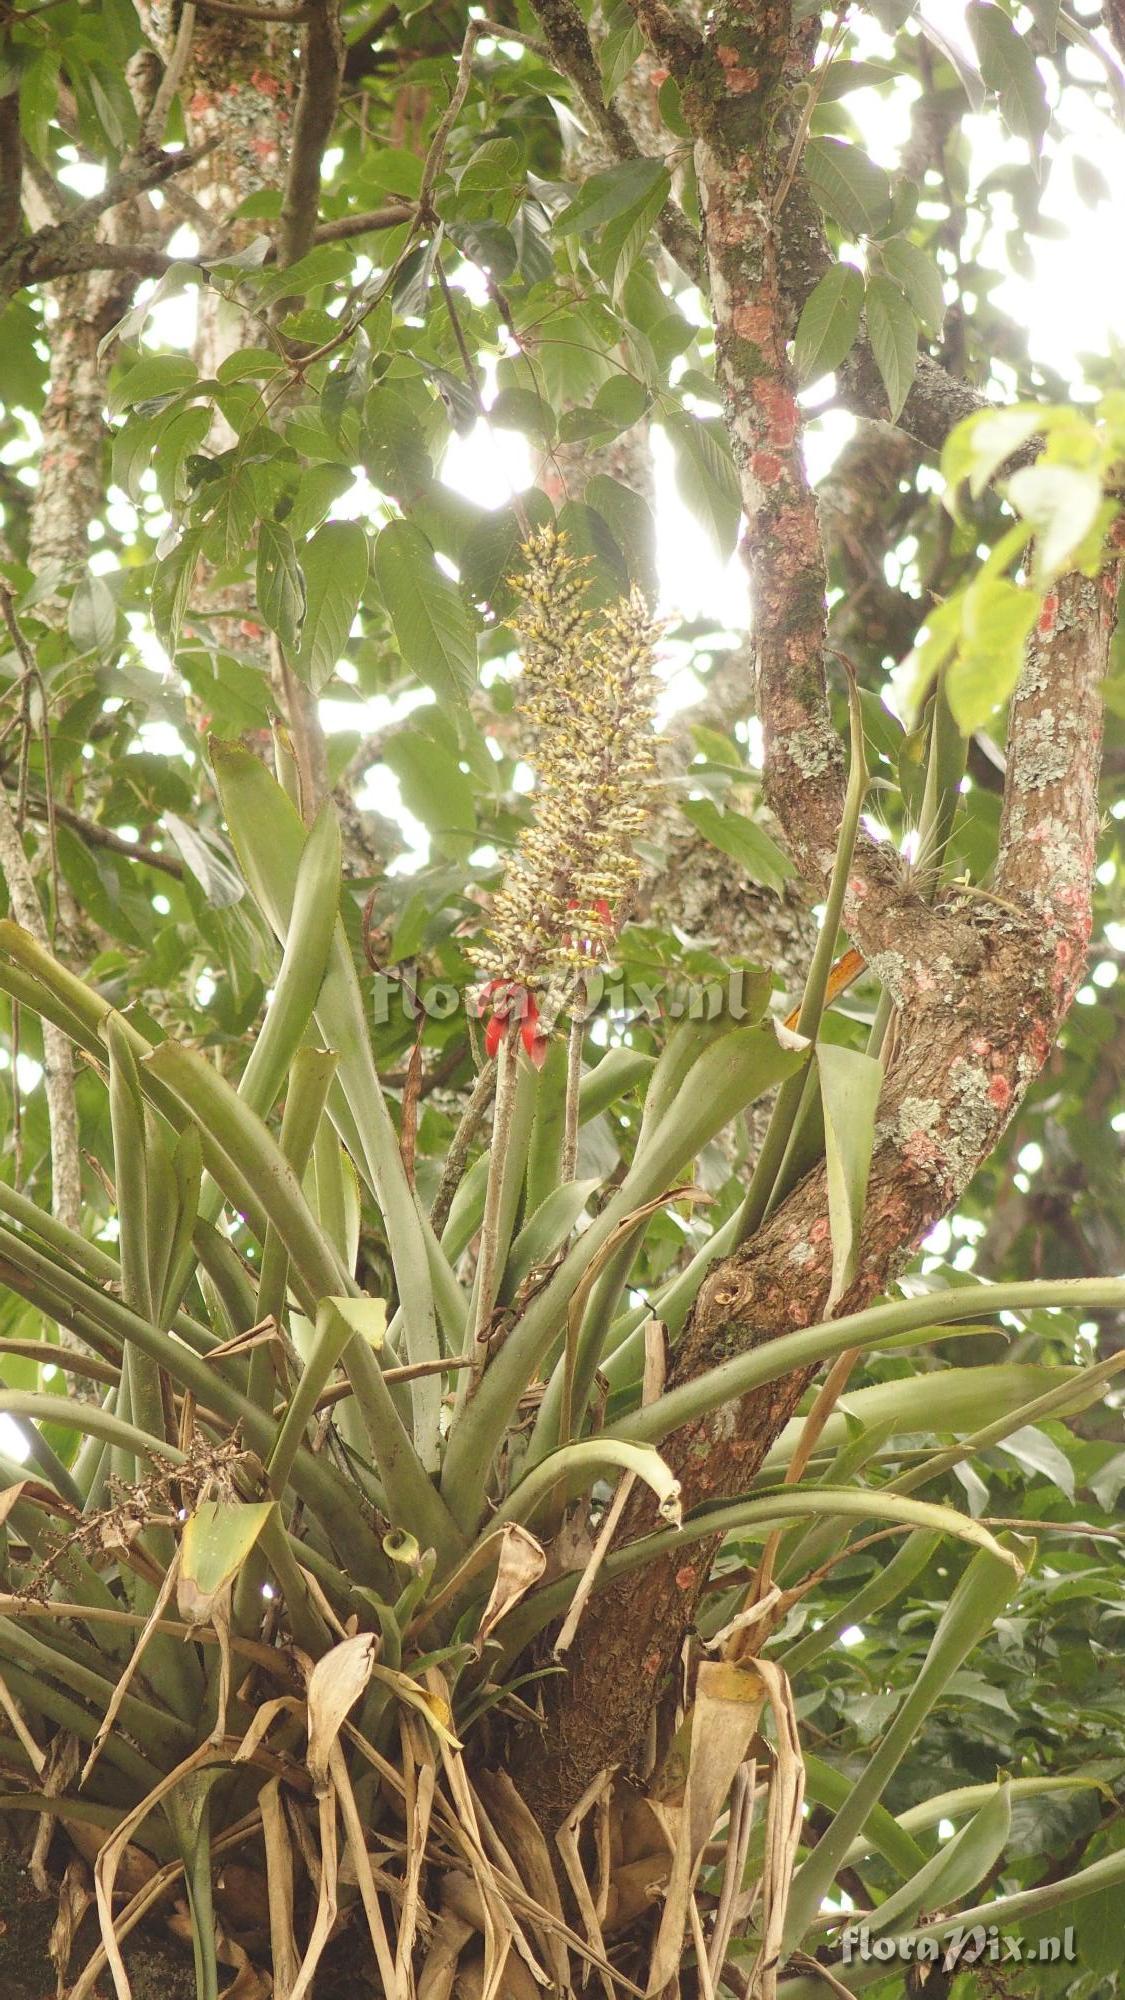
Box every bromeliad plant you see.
[0,535,1123,2000]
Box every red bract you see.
[478,982,549,1069]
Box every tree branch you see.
[526,0,703,281]
[0,94,21,257]
[995,557,1121,942]
[277,0,347,270]
[0,140,215,304]
[14,791,187,883]
[195,0,310,16]
[144,1,197,150]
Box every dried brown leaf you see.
[50,1855,92,1994]
[473,1524,546,1653]
[646,1661,767,1996]
[259,1776,300,2000]
[418,1909,476,2000]
[306,1633,377,1792]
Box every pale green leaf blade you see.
[803,138,892,237]
[665,412,741,560]
[880,237,946,338]
[256,517,306,652]
[817,1043,884,1310]
[373,518,477,705]
[554,157,667,235]
[794,263,864,384]
[968,1,1049,158]
[293,520,368,692]
[865,274,918,421]
[179,1500,275,1625]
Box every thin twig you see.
[195,0,311,16]
[0,139,217,303]
[418,21,486,220]
[144,2,197,151]
[527,0,701,279]
[429,1058,497,1239]
[14,793,186,881]
[313,202,413,243]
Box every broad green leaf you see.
[599,0,644,102]
[205,467,257,567]
[382,728,476,857]
[108,352,197,416]
[68,573,118,661]
[228,801,341,1129]
[818,59,897,100]
[665,412,741,560]
[459,493,553,614]
[968,1,1049,158]
[253,242,354,307]
[153,405,211,512]
[268,1295,383,1496]
[623,1279,1125,1451]
[1027,0,1061,48]
[499,1438,683,1532]
[942,403,1044,501]
[578,1046,656,1123]
[995,1421,1075,1498]
[556,496,630,602]
[585,475,658,602]
[818,1043,884,1311]
[763,1363,1082,1477]
[209,746,452,1466]
[145,1039,351,1304]
[782,1533,942,1682]
[504,1181,600,1293]
[590,376,650,431]
[865,274,918,421]
[593,164,671,289]
[682,798,795,894]
[373,519,477,705]
[880,237,946,338]
[554,157,667,235]
[458,135,521,195]
[293,520,368,692]
[870,1782,1012,1934]
[803,138,892,238]
[1005,462,1104,580]
[361,382,433,498]
[162,814,245,909]
[152,527,203,657]
[179,1500,274,1624]
[793,263,864,384]
[256,518,306,652]
[804,1751,928,1880]
[947,575,1037,731]
[918,14,985,110]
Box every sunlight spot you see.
[0,1418,29,1461]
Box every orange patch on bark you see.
[732,299,776,348]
